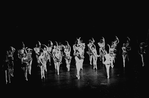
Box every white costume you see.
[46,40,53,66]
[52,42,63,75]
[98,37,106,65]
[18,42,33,81]
[34,41,48,80]
[87,40,94,65]
[23,48,33,80]
[63,41,72,71]
[102,36,119,78]
[38,47,49,79]
[103,51,112,79]
[108,36,119,68]
[87,38,98,70]
[73,37,85,79]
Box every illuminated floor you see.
[41,64,146,97]
[3,63,146,97]
[43,64,117,89]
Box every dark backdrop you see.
[1,5,149,60]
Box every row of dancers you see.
[3,36,148,84]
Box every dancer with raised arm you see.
[73,37,85,79]
[87,38,99,70]
[52,42,63,75]
[38,46,49,79]
[34,41,41,67]
[122,37,131,68]
[103,50,111,79]
[87,38,95,65]
[18,42,33,81]
[63,41,72,71]
[98,37,106,66]
[33,41,46,79]
[5,46,15,84]
[47,40,53,66]
[108,36,119,68]
[24,47,33,78]
[102,36,119,79]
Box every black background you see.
[2,4,149,46]
[2,5,149,63]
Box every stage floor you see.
[3,63,146,97]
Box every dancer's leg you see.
[80,59,83,70]
[75,57,80,79]
[66,59,70,71]
[44,63,47,72]
[111,57,114,68]
[54,62,57,70]
[8,68,12,83]
[106,64,110,79]
[67,64,70,71]
[40,66,43,79]
[28,65,31,75]
[42,65,45,79]
[141,54,144,67]
[56,62,60,75]
[5,70,8,84]
[25,67,28,81]
[122,55,126,68]
[93,56,97,70]
[76,63,80,79]
[89,55,93,65]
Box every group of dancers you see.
[3,36,148,84]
